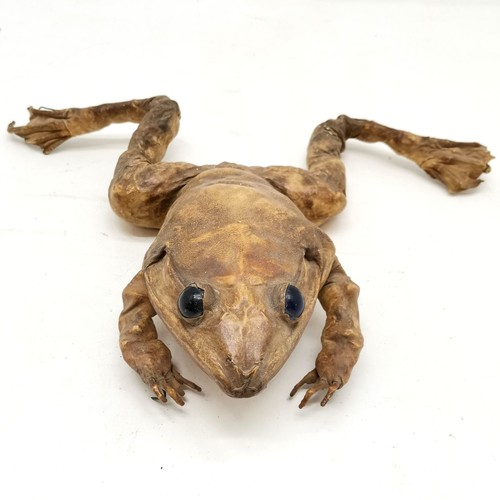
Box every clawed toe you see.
[290,369,318,398]
[150,370,202,406]
[151,384,168,403]
[290,369,341,409]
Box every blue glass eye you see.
[284,284,304,320]
[178,284,204,319]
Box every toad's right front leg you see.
[119,271,202,405]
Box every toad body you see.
[8,96,492,408]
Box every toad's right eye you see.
[178,284,204,319]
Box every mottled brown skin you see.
[8,96,493,408]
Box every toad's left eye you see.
[178,284,204,319]
[284,284,304,320]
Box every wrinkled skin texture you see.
[8,97,493,408]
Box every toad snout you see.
[225,356,264,398]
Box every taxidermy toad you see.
[8,96,493,408]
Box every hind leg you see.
[8,97,171,154]
[253,114,349,225]
[257,115,492,226]
[8,96,207,228]
[270,116,491,407]
[106,97,208,228]
[9,96,206,404]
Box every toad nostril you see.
[225,356,234,365]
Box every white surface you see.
[1,0,499,498]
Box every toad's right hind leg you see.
[8,96,207,228]
[258,115,492,227]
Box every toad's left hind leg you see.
[267,117,492,407]
[260,115,492,226]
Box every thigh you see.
[254,122,348,225]
[256,163,346,226]
[106,97,208,228]
[109,157,208,229]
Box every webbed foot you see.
[417,139,493,193]
[8,106,74,154]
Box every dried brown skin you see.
[8,96,493,408]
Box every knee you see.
[145,95,179,113]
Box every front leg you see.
[291,258,363,408]
[119,271,201,405]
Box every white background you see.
[1,0,499,498]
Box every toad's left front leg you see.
[291,259,363,408]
